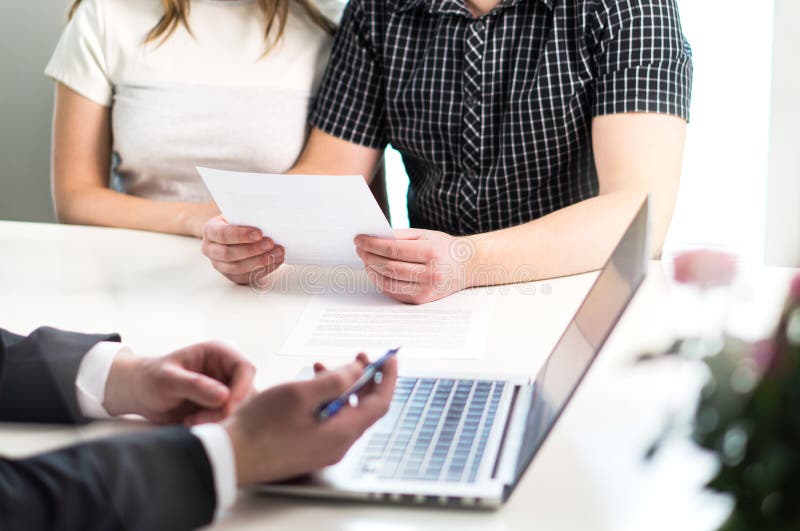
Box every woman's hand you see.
[354,229,477,304]
[182,202,221,238]
[201,215,285,285]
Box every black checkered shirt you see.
[309,0,693,235]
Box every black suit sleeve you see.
[0,327,218,529]
[0,426,216,531]
[0,327,120,423]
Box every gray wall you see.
[0,0,68,222]
[765,0,800,267]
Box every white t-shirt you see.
[46,0,337,203]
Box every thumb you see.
[305,361,364,403]
[167,367,230,408]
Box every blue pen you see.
[316,347,400,421]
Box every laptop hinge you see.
[492,384,534,485]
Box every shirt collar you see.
[396,0,553,16]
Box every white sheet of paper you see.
[280,283,492,360]
[198,167,394,267]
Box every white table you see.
[0,221,795,531]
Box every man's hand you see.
[224,353,397,486]
[201,216,285,285]
[354,229,475,304]
[104,342,256,425]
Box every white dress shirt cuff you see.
[76,341,129,418]
[191,423,238,518]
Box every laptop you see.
[257,197,651,508]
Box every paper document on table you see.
[280,286,492,359]
[197,167,394,267]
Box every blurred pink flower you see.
[791,274,800,301]
[673,250,737,287]
[751,339,777,373]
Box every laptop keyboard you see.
[357,377,506,483]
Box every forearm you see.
[467,189,669,285]
[287,128,382,182]
[0,427,216,531]
[0,327,119,424]
[51,84,215,237]
[55,185,216,237]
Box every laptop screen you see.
[510,198,650,488]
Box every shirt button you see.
[466,169,479,180]
[466,95,479,108]
[473,21,485,32]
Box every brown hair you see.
[68,0,335,52]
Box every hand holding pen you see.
[224,351,398,485]
[315,347,400,421]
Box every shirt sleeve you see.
[307,0,387,149]
[191,423,239,518]
[75,341,129,418]
[44,0,113,106]
[589,0,693,121]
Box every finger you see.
[354,236,434,263]
[167,367,231,408]
[305,361,366,403]
[202,238,275,263]
[223,358,257,408]
[350,353,376,395]
[367,269,441,305]
[314,353,367,384]
[230,255,284,286]
[359,356,398,411]
[213,247,285,276]
[333,357,398,432]
[358,249,431,283]
[372,356,398,399]
[366,268,421,297]
[191,341,256,412]
[204,215,263,245]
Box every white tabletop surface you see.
[0,220,796,531]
